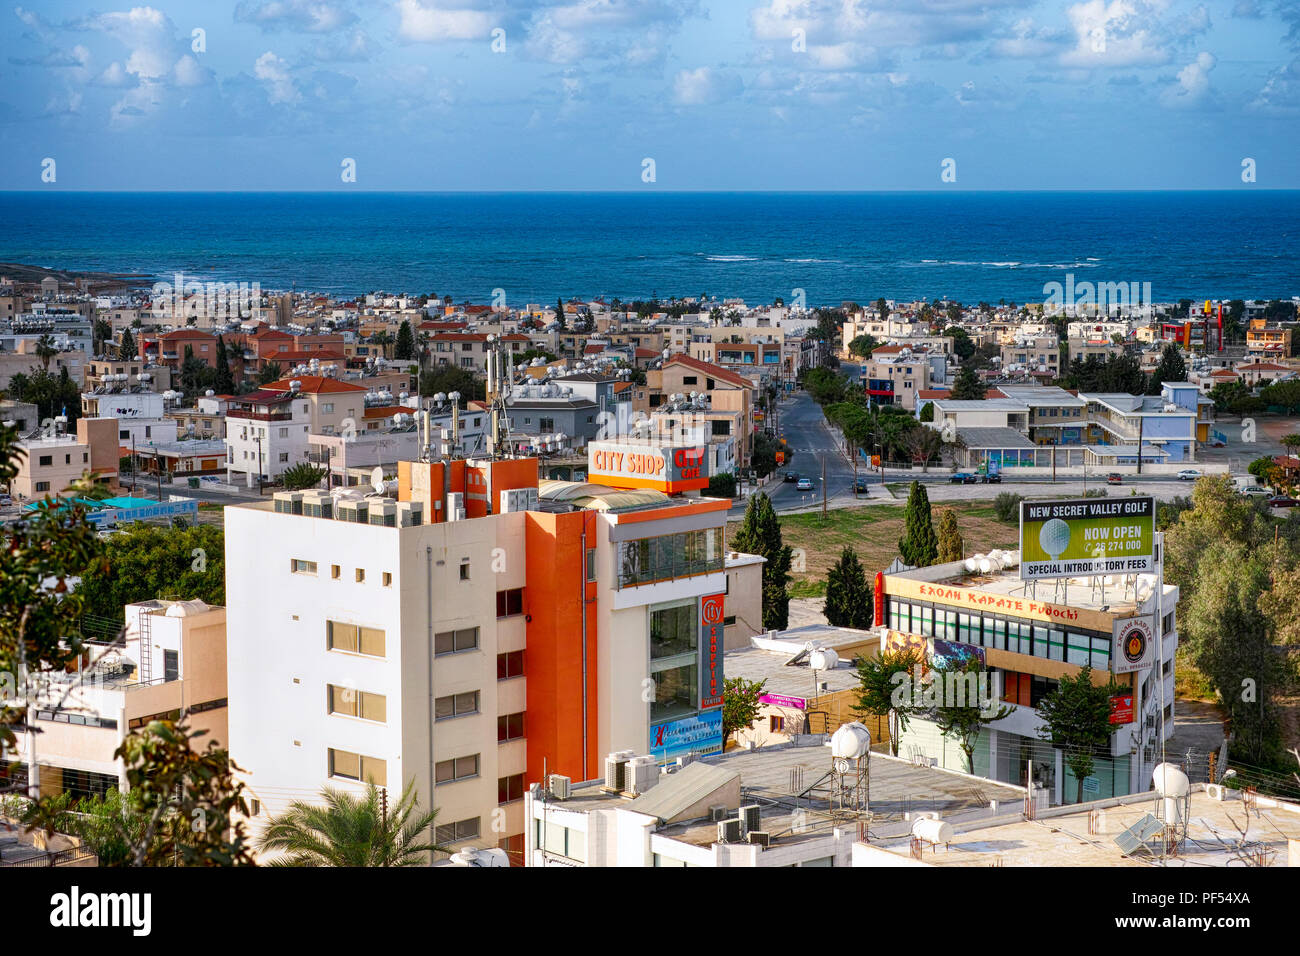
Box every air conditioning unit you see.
[548,774,571,801]
[708,805,729,822]
[499,487,540,514]
[624,755,659,796]
[746,831,770,847]
[739,804,761,835]
[603,752,633,792]
[717,819,741,844]
[368,501,397,527]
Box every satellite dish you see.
[371,467,385,494]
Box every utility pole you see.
[821,454,827,519]
[131,434,136,495]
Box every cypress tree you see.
[555,296,567,330]
[119,328,136,360]
[899,481,939,567]
[731,492,792,631]
[823,546,872,629]
[936,508,963,564]
[214,335,235,394]
[395,320,415,361]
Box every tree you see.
[823,547,872,629]
[256,360,283,386]
[847,334,879,359]
[555,296,567,330]
[918,400,935,423]
[119,328,137,360]
[1283,434,1300,454]
[942,326,976,363]
[707,472,737,498]
[419,367,485,402]
[899,481,938,567]
[92,318,113,356]
[949,366,986,401]
[281,462,327,491]
[1036,666,1121,804]
[518,348,557,365]
[751,433,788,479]
[1147,343,1187,395]
[3,366,82,426]
[394,320,415,361]
[214,336,235,394]
[1208,380,1249,414]
[258,780,444,866]
[731,493,792,630]
[854,647,924,756]
[34,334,58,371]
[936,508,963,563]
[924,658,1013,774]
[721,677,767,749]
[74,523,226,622]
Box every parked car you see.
[981,473,1002,484]
[1241,485,1270,497]
[1176,469,1201,481]
[1267,495,1300,508]
[951,472,978,484]
[853,476,871,492]
[0,494,12,506]
[782,471,799,483]
[1107,473,1123,485]
[796,478,813,491]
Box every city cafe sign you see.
[587,440,709,493]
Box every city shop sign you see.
[587,440,709,492]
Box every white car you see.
[1241,485,1270,497]
[796,478,813,491]
[1176,469,1201,481]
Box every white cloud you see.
[234,1,358,33]
[172,54,209,88]
[85,6,179,80]
[395,0,495,42]
[672,66,742,105]
[254,51,301,104]
[1251,55,1300,112]
[1160,50,1216,107]
[95,61,137,88]
[1061,0,1208,69]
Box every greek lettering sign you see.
[1020,496,1155,580]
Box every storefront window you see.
[650,603,697,660]
[650,661,698,723]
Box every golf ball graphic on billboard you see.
[1020,497,1155,581]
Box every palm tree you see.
[35,334,57,371]
[256,780,448,866]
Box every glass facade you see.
[886,595,1111,670]
[650,600,699,724]
[617,529,722,589]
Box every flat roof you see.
[871,787,1300,867]
[956,427,1038,449]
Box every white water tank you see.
[912,817,953,845]
[809,647,839,671]
[830,721,871,759]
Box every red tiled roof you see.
[363,405,409,419]
[262,375,367,394]
[664,353,751,389]
[918,389,951,400]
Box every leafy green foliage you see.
[258,780,443,866]
[823,546,872,629]
[722,677,768,747]
[281,462,327,491]
[395,320,416,361]
[418,366,485,402]
[949,366,986,401]
[899,481,938,567]
[707,472,737,498]
[1146,343,1187,395]
[993,492,1024,523]
[1035,666,1123,804]
[854,647,925,755]
[923,658,1013,774]
[75,523,225,622]
[936,508,963,563]
[731,493,792,631]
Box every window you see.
[322,403,334,414]
[278,452,289,463]
[435,754,480,784]
[435,627,478,656]
[497,650,524,679]
[382,572,392,587]
[35,481,50,493]
[496,588,524,618]
[327,621,386,657]
[331,564,341,580]
[328,685,387,722]
[163,650,179,683]
[539,418,554,432]
[435,817,480,844]
[770,715,785,733]
[434,691,479,720]
[328,748,387,786]
[586,548,596,582]
[498,712,525,741]
[38,455,52,466]
[650,603,696,660]
[291,559,317,575]
[460,562,470,581]
[498,773,525,804]
[355,568,365,583]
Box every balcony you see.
[227,409,292,422]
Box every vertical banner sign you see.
[874,572,885,627]
[699,593,725,708]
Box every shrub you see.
[993,492,1024,523]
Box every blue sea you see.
[0,191,1296,305]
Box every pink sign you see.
[760,693,807,710]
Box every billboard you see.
[649,709,723,764]
[1020,496,1155,580]
[1112,616,1156,674]
[587,440,709,493]
[699,593,725,709]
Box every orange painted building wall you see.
[523,509,599,785]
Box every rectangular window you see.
[355,568,365,583]
[495,588,524,618]
[1066,632,1091,667]
[586,548,596,582]
[435,817,480,844]
[770,715,785,733]
[35,481,50,493]
[650,603,697,661]
[39,455,52,466]
[291,559,317,575]
[498,773,525,804]
[435,627,479,656]
[497,712,525,742]
[163,650,179,682]
[435,754,480,784]
[434,691,479,720]
[382,572,392,587]
[328,748,387,786]
[328,685,387,722]
[331,564,341,580]
[326,621,386,657]
[460,562,470,581]
[497,650,524,679]
[650,660,698,724]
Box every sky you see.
[1,0,1298,190]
